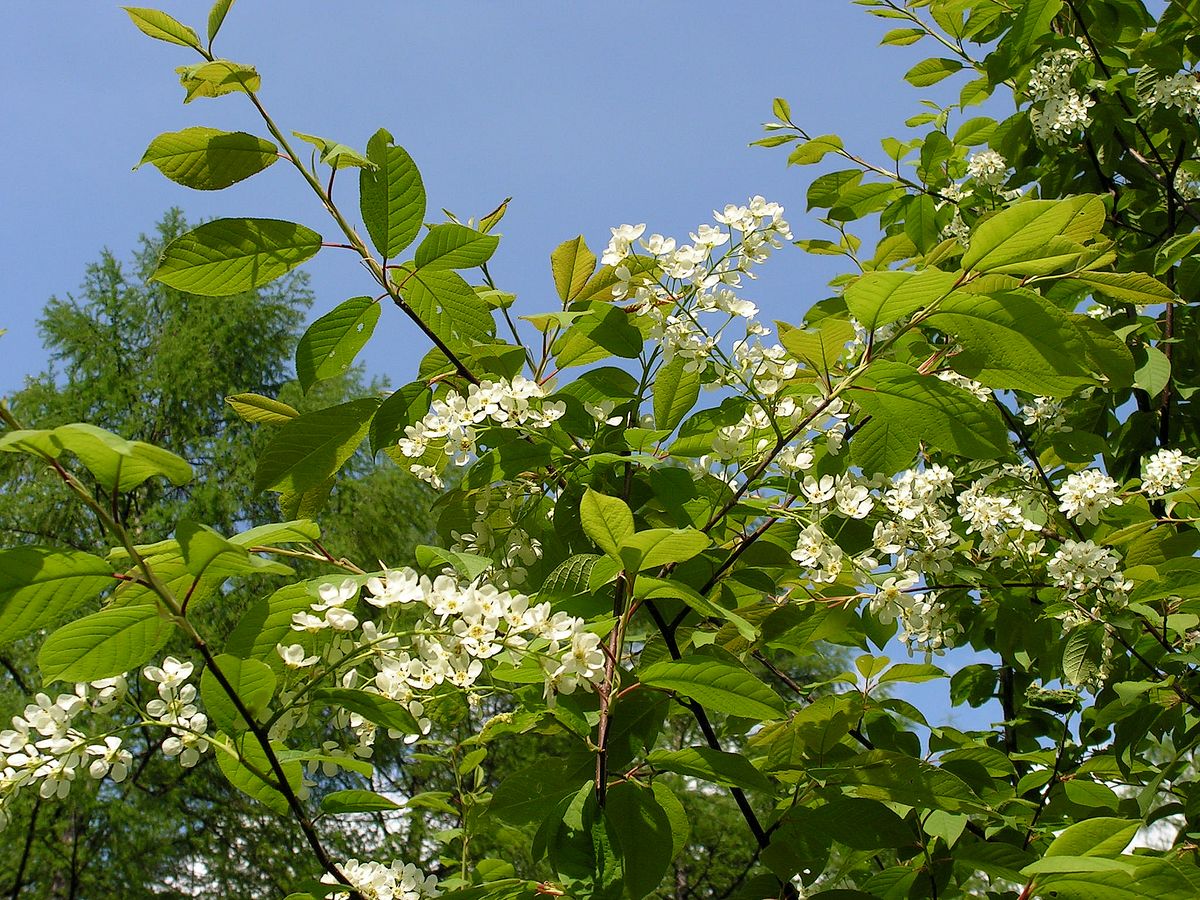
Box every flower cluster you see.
[966,149,1008,186]
[276,568,606,763]
[1148,71,1200,117]
[1142,448,1197,495]
[0,677,130,830]
[600,198,793,390]
[1058,469,1122,525]
[321,858,439,900]
[1027,47,1094,143]
[143,657,210,768]
[397,377,565,487]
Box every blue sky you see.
[0,2,998,730]
[0,1,970,394]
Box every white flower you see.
[86,736,131,782]
[601,223,646,266]
[1148,72,1200,116]
[278,644,320,668]
[142,657,194,690]
[1058,469,1122,525]
[966,149,1007,185]
[1142,448,1197,495]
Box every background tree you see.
[0,211,434,897]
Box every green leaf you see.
[618,528,710,573]
[652,358,700,432]
[1031,858,1198,900]
[639,655,785,720]
[553,303,646,368]
[850,361,1009,465]
[635,577,757,642]
[845,269,960,332]
[124,7,201,49]
[414,223,500,271]
[488,761,577,825]
[1063,624,1105,686]
[0,423,192,491]
[200,654,276,734]
[414,545,493,581]
[226,580,324,662]
[573,257,659,304]
[1133,346,1171,397]
[226,392,298,424]
[320,789,402,815]
[207,0,235,45]
[312,688,421,734]
[136,127,277,191]
[647,746,774,793]
[292,131,374,170]
[930,289,1096,396]
[229,520,320,548]
[0,547,115,644]
[176,521,292,577]
[962,196,1104,274]
[295,297,381,392]
[393,265,496,344]
[605,782,675,899]
[152,218,321,297]
[39,603,173,683]
[778,318,856,373]
[1002,0,1063,63]
[175,60,261,103]
[905,57,963,87]
[369,382,432,455]
[787,134,845,166]
[551,236,597,302]
[904,194,941,253]
[816,750,988,814]
[253,398,380,494]
[1043,818,1140,859]
[217,734,302,815]
[881,27,925,45]
[359,129,425,258]
[1070,271,1177,306]
[580,489,635,560]
[650,782,690,861]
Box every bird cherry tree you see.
[3,0,1200,898]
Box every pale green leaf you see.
[845,268,960,332]
[393,265,496,344]
[124,7,201,48]
[962,196,1104,274]
[320,789,402,815]
[207,0,235,45]
[414,223,499,271]
[136,127,277,191]
[580,489,635,560]
[359,129,425,258]
[618,528,710,573]
[200,653,276,733]
[295,297,381,392]
[175,60,261,103]
[551,236,597,302]
[226,392,298,424]
[253,398,380,494]
[0,547,115,643]
[39,603,173,683]
[152,218,321,296]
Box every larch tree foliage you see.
[2,1,1200,899]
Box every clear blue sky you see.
[0,2,996,731]
[0,1,966,394]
